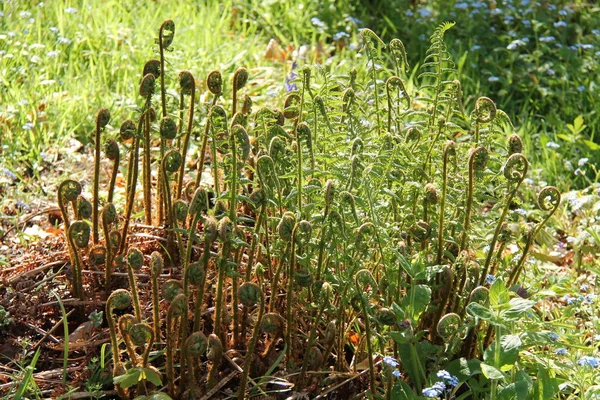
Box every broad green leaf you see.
[583,140,600,150]
[401,284,431,320]
[466,302,493,322]
[489,279,509,307]
[484,335,521,369]
[503,298,536,320]
[391,381,417,400]
[142,367,163,386]
[446,357,482,381]
[515,370,533,399]
[535,365,558,400]
[481,363,504,380]
[114,367,142,389]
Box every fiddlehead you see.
[386,76,410,133]
[103,138,120,204]
[184,332,207,396]
[102,203,117,292]
[106,289,132,398]
[472,96,496,145]
[126,247,144,322]
[206,333,223,389]
[535,186,560,231]
[58,179,81,231]
[437,140,456,264]
[480,153,529,285]
[176,70,196,200]
[460,146,488,251]
[150,251,164,340]
[214,216,234,342]
[76,195,92,221]
[158,19,175,119]
[166,293,187,397]
[232,67,248,116]
[237,282,265,400]
[93,108,110,244]
[67,220,90,301]
[354,269,378,394]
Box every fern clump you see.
[52,19,561,399]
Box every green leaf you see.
[114,367,142,389]
[515,370,534,399]
[489,279,509,307]
[466,302,493,322]
[391,381,417,400]
[401,284,431,320]
[142,367,163,386]
[583,140,600,151]
[481,363,504,380]
[535,365,558,400]
[483,335,521,369]
[446,357,482,381]
[503,298,536,320]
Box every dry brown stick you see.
[199,370,239,400]
[39,299,105,308]
[33,309,75,349]
[25,323,60,344]
[8,260,68,284]
[47,338,110,351]
[314,360,382,399]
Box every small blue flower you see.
[22,122,34,131]
[1,168,17,182]
[554,21,567,28]
[392,369,402,378]
[417,8,432,18]
[555,348,568,356]
[310,17,327,30]
[580,284,589,292]
[558,9,569,16]
[447,375,459,387]
[546,141,560,149]
[486,275,497,285]
[470,45,481,51]
[455,2,468,10]
[345,16,363,25]
[577,86,585,92]
[577,356,600,368]
[546,68,555,76]
[548,333,559,342]
[65,7,77,13]
[422,381,447,398]
[574,168,585,176]
[578,158,589,167]
[437,370,451,380]
[333,32,350,42]
[383,356,399,368]
[539,36,556,43]
[577,44,594,50]
[583,294,596,305]
[488,76,500,82]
